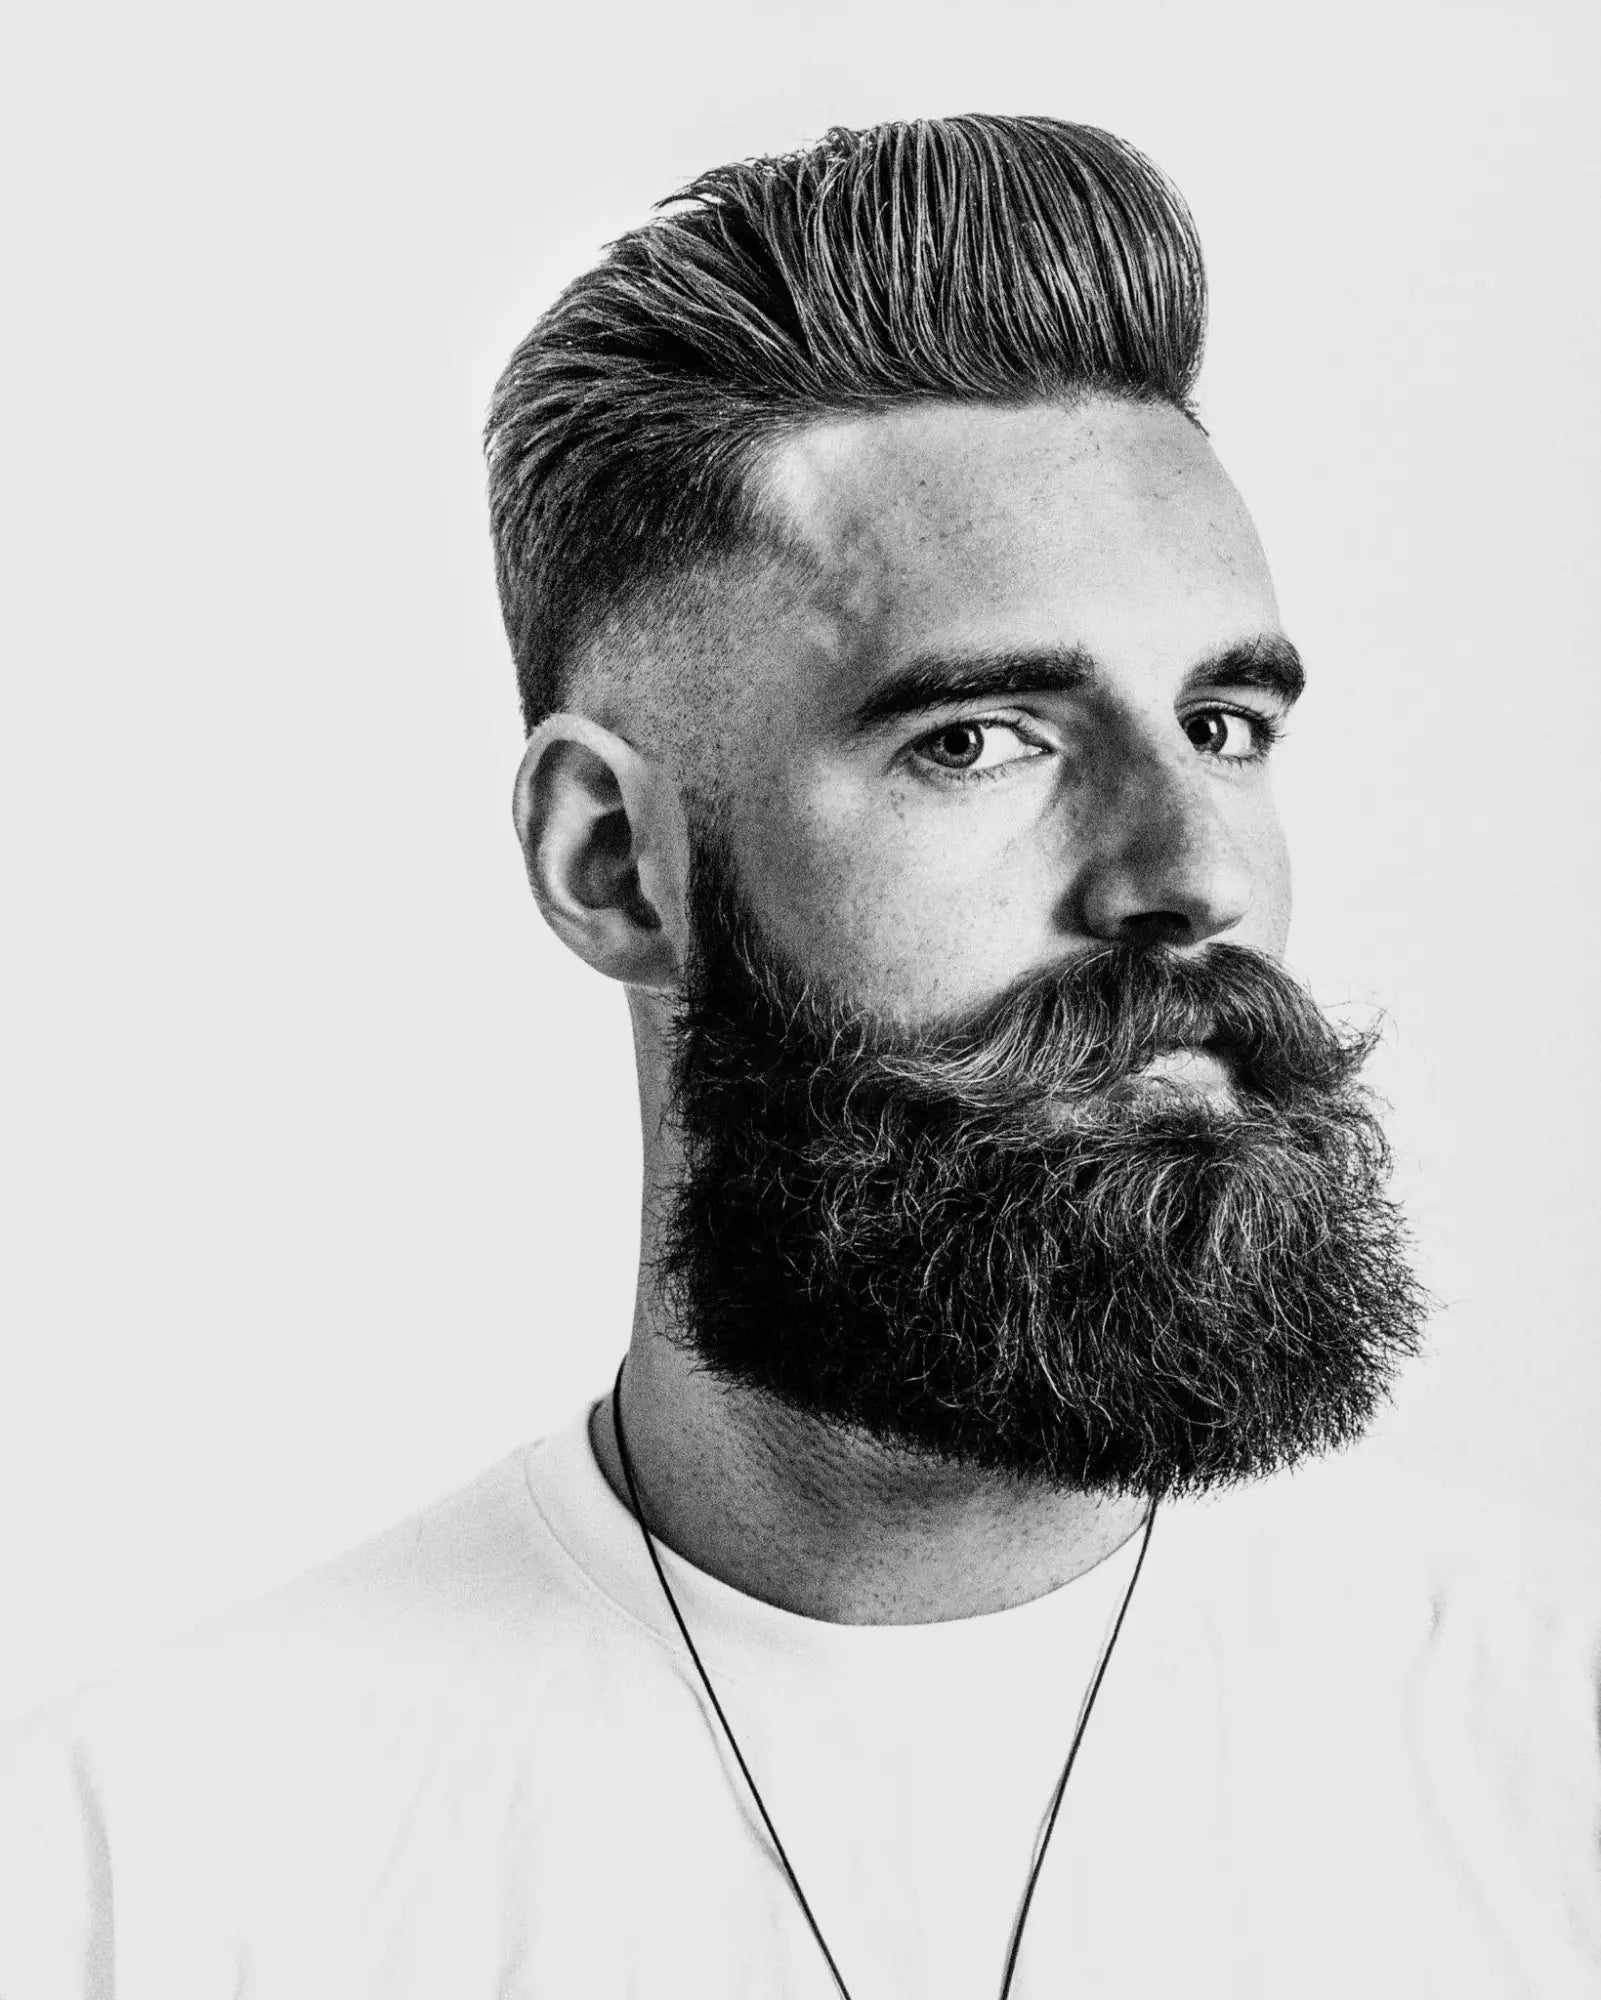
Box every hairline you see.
[555,384,1204,729]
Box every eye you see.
[910,719,1043,776]
[1183,707,1275,761]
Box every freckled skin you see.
[716,396,1293,1027]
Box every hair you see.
[486,114,1208,732]
[656,832,1423,1497]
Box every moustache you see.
[685,935,1374,1133]
[870,942,1370,1112]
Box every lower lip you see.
[1118,1049,1234,1103]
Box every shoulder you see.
[1166,1447,1601,1623]
[0,1418,619,1846]
[1157,1449,1601,1747]
[11,1418,619,1744]
[0,1417,621,1989]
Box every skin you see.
[513,394,1299,1624]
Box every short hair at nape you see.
[486,114,1208,732]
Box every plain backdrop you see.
[2,0,1596,1724]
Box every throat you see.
[590,1353,1151,1625]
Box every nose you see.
[1071,751,1253,948]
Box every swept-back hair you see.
[486,115,1207,730]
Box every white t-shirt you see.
[1,1404,1599,1999]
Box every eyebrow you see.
[1185,634,1307,708]
[849,634,1307,732]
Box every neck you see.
[604,1010,1150,1623]
[588,1300,1150,1626]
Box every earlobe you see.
[513,715,689,990]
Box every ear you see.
[512,715,692,991]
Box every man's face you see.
[718,396,1296,1031]
[652,396,1422,1496]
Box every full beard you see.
[659,837,1427,1501]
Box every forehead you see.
[747,397,1278,695]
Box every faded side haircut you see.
[486,114,1208,731]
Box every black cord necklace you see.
[610,1362,1158,2000]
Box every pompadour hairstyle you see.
[486,114,1207,731]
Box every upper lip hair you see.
[1147,1022,1222,1057]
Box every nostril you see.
[1118,911,1193,947]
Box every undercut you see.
[486,115,1208,732]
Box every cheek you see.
[727,773,1064,1022]
[724,765,1295,1021]
[1250,806,1293,957]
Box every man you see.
[1,114,1598,1998]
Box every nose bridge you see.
[1069,727,1252,946]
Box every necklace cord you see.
[610,1360,1157,2000]
[612,1364,856,2000]
[993,1484,1158,1997]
